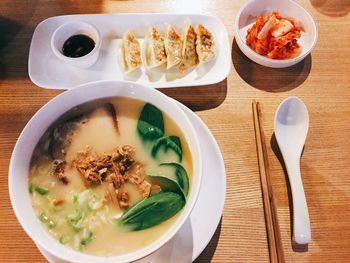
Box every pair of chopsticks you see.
[252,100,285,263]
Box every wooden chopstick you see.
[252,100,285,263]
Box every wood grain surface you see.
[1,0,349,262]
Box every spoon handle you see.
[285,158,311,244]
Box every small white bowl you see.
[235,0,318,68]
[9,80,202,263]
[51,21,101,68]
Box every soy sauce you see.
[62,34,95,58]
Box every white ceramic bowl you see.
[8,80,202,263]
[235,0,318,68]
[51,21,101,68]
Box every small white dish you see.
[34,101,226,262]
[51,21,101,68]
[235,0,317,68]
[9,80,202,263]
[28,13,231,89]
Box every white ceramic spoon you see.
[274,96,311,244]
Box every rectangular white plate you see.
[28,13,231,89]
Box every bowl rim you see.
[234,0,318,65]
[8,80,202,263]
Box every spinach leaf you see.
[137,103,164,140]
[120,192,185,231]
[151,136,183,162]
[160,163,189,196]
[148,175,186,200]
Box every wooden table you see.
[1,0,349,262]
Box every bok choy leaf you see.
[160,163,189,196]
[120,192,185,231]
[137,103,164,140]
[151,136,182,162]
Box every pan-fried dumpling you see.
[144,27,167,68]
[195,24,216,65]
[121,31,142,73]
[180,21,198,72]
[164,24,182,69]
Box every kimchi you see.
[246,11,302,59]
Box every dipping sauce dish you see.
[51,21,101,68]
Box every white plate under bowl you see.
[35,102,226,263]
[29,13,231,89]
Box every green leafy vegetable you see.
[160,163,189,196]
[29,184,34,194]
[151,136,182,162]
[137,103,164,140]
[80,231,93,248]
[120,192,185,231]
[87,192,103,211]
[39,212,49,223]
[67,210,86,231]
[35,186,49,195]
[76,190,103,211]
[59,234,71,245]
[39,212,56,229]
[48,220,56,229]
[148,175,186,200]
[77,190,90,205]
[65,191,78,204]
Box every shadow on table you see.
[0,0,105,81]
[310,0,350,17]
[193,218,223,262]
[270,133,309,252]
[231,38,312,93]
[0,0,39,81]
[0,16,34,80]
[0,17,23,53]
[159,79,227,112]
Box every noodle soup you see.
[29,97,192,256]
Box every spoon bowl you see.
[274,96,311,244]
[275,96,309,155]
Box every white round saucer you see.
[36,103,226,262]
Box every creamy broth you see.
[29,97,192,256]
